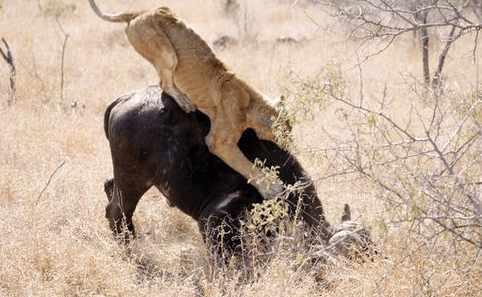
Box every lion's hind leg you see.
[151,29,195,113]
[126,15,195,113]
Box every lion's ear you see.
[341,203,351,222]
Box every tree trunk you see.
[420,11,431,86]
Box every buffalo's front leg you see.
[198,194,245,265]
[104,177,150,243]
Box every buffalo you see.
[103,86,371,261]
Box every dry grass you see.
[1,1,480,296]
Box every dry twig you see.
[35,161,67,206]
[56,17,70,103]
[306,68,482,249]
[0,38,16,105]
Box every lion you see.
[88,0,286,199]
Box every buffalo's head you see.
[327,204,377,260]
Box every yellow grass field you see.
[1,1,480,296]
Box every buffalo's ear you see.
[341,203,351,222]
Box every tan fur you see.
[88,1,285,198]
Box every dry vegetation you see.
[0,0,481,296]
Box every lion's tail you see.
[88,0,141,23]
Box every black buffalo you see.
[103,86,333,259]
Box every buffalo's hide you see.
[103,86,331,258]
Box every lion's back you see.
[155,7,227,101]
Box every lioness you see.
[88,0,287,198]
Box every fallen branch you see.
[0,38,16,105]
[35,161,66,206]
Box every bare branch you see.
[432,25,463,90]
[56,17,70,103]
[323,0,482,86]
[325,85,424,142]
[35,161,67,206]
[0,38,16,105]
